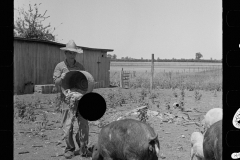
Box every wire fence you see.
[109,65,222,91]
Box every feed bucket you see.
[61,70,95,94]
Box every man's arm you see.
[53,64,63,87]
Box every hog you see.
[92,118,160,160]
[201,108,222,133]
[203,120,222,160]
[190,132,204,160]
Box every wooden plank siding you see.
[14,38,113,94]
[81,50,108,87]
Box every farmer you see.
[53,40,91,159]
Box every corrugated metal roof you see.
[14,37,114,52]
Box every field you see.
[14,62,222,160]
[110,62,222,91]
[110,61,222,72]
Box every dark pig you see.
[203,120,222,160]
[92,118,160,160]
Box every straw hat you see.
[60,40,83,53]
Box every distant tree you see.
[107,54,112,59]
[112,54,117,59]
[195,52,203,60]
[14,3,58,41]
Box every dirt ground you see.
[14,88,222,160]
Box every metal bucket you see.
[61,70,95,94]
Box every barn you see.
[14,37,114,95]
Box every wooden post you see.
[120,68,123,88]
[150,54,154,91]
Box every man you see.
[53,40,90,159]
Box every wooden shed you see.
[14,37,114,94]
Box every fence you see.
[111,65,222,89]
[119,69,137,89]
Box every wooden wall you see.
[82,50,110,87]
[14,39,111,94]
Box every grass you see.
[194,90,202,102]
[108,68,221,114]
[14,95,53,138]
[106,89,128,108]
[14,100,37,123]
[110,68,222,91]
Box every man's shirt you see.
[53,59,85,102]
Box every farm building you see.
[14,37,114,95]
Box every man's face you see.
[65,51,77,61]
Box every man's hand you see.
[61,72,66,80]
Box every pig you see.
[201,108,222,133]
[203,120,222,160]
[190,132,204,160]
[92,118,160,160]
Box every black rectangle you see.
[227,10,240,27]
[227,91,240,107]
[224,69,240,90]
[0,90,12,107]
[223,0,240,160]
[227,50,240,67]
[223,28,240,50]
[0,130,13,159]
[0,54,13,67]
[1,67,13,91]
[226,130,240,147]
[0,1,13,26]
[0,103,13,131]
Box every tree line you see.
[110,58,221,63]
[107,53,221,63]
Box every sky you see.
[14,0,222,60]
